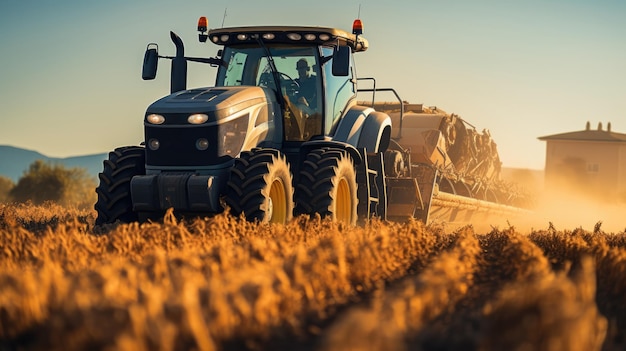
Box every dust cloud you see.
[502,169,626,233]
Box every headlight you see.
[287,33,302,40]
[188,113,209,124]
[304,34,316,41]
[146,114,165,124]
[196,138,209,150]
[148,139,160,150]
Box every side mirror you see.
[332,45,351,77]
[142,44,159,80]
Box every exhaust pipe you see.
[170,31,187,93]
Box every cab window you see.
[220,51,248,86]
[321,46,356,135]
[216,45,323,142]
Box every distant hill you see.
[0,145,107,182]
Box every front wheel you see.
[94,146,145,225]
[295,148,358,225]
[224,148,294,224]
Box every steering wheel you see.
[279,72,299,96]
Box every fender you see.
[333,105,371,147]
[357,111,391,153]
[333,105,392,154]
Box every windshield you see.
[216,45,323,141]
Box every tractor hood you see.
[146,86,268,121]
[143,86,276,169]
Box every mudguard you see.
[357,111,391,153]
[333,105,372,146]
[333,105,392,154]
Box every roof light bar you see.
[206,30,337,45]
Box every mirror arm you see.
[186,57,225,67]
[160,56,224,67]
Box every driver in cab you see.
[294,58,318,116]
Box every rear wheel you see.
[384,150,406,177]
[95,146,145,225]
[224,148,294,224]
[295,148,358,225]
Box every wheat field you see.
[1,203,625,351]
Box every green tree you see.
[0,176,15,203]
[9,160,96,208]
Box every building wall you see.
[619,144,626,197]
[544,140,622,198]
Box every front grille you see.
[145,117,249,167]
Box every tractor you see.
[95,17,528,227]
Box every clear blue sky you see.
[1,0,625,169]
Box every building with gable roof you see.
[538,122,626,200]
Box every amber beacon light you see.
[352,19,363,35]
[198,16,208,42]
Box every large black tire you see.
[224,148,294,224]
[94,146,145,226]
[295,148,358,225]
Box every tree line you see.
[0,160,96,209]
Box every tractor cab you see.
[206,23,368,142]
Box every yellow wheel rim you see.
[268,178,287,223]
[335,177,353,224]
